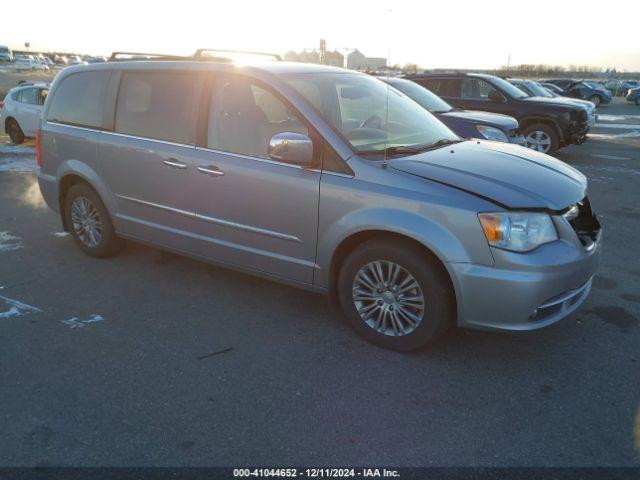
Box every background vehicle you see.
[380,77,521,144]
[406,72,589,154]
[605,79,639,96]
[53,54,69,65]
[510,78,596,128]
[67,55,88,66]
[626,87,640,105]
[37,58,600,351]
[544,79,612,106]
[14,56,50,71]
[1,82,49,143]
[0,45,13,62]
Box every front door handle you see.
[163,158,188,169]
[197,165,225,177]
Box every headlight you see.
[478,212,558,252]
[476,125,509,143]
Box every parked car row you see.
[30,53,601,351]
[399,73,592,154]
[542,79,612,106]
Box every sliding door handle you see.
[197,165,225,177]
[163,158,188,169]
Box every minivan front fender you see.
[315,207,492,291]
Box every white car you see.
[67,55,87,66]
[0,83,49,143]
[14,57,49,71]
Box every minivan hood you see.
[388,140,587,210]
[440,109,518,130]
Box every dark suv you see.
[406,73,589,154]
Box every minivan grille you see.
[565,197,601,251]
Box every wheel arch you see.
[57,162,116,231]
[328,229,459,322]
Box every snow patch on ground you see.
[0,156,38,172]
[0,232,22,251]
[597,114,640,122]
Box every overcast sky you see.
[5,0,640,71]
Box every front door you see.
[189,75,321,285]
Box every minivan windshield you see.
[284,73,459,157]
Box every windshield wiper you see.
[360,139,462,158]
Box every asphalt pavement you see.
[0,99,639,467]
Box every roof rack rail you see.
[193,48,282,61]
[108,49,283,63]
[108,51,189,62]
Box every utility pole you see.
[319,39,326,65]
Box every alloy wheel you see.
[352,260,425,337]
[524,130,551,153]
[70,196,103,248]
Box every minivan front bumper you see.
[448,234,601,331]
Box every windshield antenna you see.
[382,8,392,170]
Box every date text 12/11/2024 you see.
[233,468,401,478]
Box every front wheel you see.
[589,95,601,107]
[522,123,559,154]
[338,239,455,351]
[63,183,124,257]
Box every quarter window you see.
[207,77,308,160]
[115,72,203,144]
[46,71,110,128]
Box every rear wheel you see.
[63,183,124,257]
[589,95,601,107]
[7,118,25,144]
[522,123,559,154]
[338,239,454,352]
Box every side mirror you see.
[268,132,315,167]
[488,90,505,103]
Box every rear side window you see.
[18,88,38,105]
[115,72,202,145]
[46,71,110,128]
[419,79,448,96]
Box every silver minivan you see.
[37,54,601,351]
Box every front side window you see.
[207,77,308,160]
[46,71,110,128]
[115,72,202,144]
[461,78,498,100]
[285,73,458,156]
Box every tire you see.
[522,123,559,154]
[589,95,601,107]
[7,118,25,144]
[635,97,640,106]
[337,238,455,352]
[63,183,124,257]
